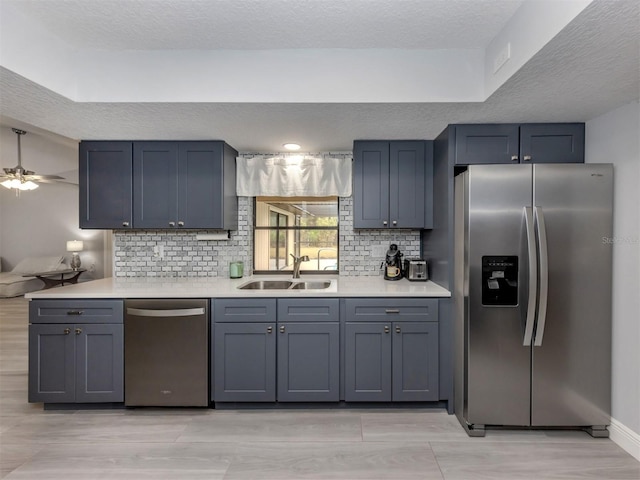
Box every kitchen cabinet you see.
[276,299,340,402]
[353,140,433,229]
[79,141,133,229]
[79,140,238,230]
[212,299,277,402]
[212,298,340,403]
[134,141,238,229]
[28,300,124,404]
[344,298,439,402]
[454,123,585,165]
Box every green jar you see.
[229,261,244,279]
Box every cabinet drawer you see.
[213,299,277,323]
[29,300,123,324]
[344,298,438,322]
[277,299,339,322]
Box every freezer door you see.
[531,164,612,427]
[464,165,533,427]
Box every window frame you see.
[253,197,339,275]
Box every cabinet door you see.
[454,124,520,165]
[520,124,585,164]
[28,324,75,403]
[389,141,425,228]
[277,322,340,402]
[178,142,224,228]
[79,141,133,229]
[213,322,276,402]
[392,322,439,401]
[75,324,124,403]
[353,141,390,228]
[344,322,392,401]
[133,141,179,228]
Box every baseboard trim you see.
[609,417,640,461]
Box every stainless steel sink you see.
[238,280,293,290]
[237,280,332,290]
[290,281,332,290]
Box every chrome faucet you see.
[290,253,310,279]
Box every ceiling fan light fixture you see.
[1,128,64,192]
[1,178,39,190]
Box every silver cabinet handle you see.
[392,220,397,226]
[279,325,285,334]
[67,310,83,316]
[523,155,532,162]
[63,328,71,335]
[122,221,129,227]
[178,221,184,227]
[511,155,519,162]
[384,325,390,333]
[169,221,175,227]
[385,309,400,314]
[522,207,537,346]
[383,220,388,226]
[126,307,205,317]
[395,325,401,334]
[534,206,549,347]
[267,326,273,334]
[75,328,82,335]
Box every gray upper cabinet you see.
[134,141,237,229]
[80,140,238,230]
[519,124,585,164]
[454,123,585,165]
[344,298,439,402]
[79,141,133,229]
[353,140,431,229]
[28,300,124,404]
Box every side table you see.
[26,269,87,289]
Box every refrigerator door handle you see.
[523,206,537,346]
[534,206,549,346]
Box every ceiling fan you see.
[1,128,65,191]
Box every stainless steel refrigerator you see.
[454,164,612,437]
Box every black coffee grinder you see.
[384,244,403,281]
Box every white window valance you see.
[236,154,352,197]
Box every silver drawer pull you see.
[127,307,205,317]
[384,325,390,334]
[385,309,400,314]
[67,310,84,315]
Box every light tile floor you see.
[1,296,638,479]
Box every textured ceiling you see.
[5,0,524,50]
[0,0,638,153]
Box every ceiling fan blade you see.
[24,174,65,181]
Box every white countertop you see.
[25,275,450,299]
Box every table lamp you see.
[66,240,84,271]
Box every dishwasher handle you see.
[126,307,205,317]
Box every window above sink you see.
[253,197,339,275]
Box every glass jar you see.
[229,261,244,279]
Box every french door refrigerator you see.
[454,164,612,437]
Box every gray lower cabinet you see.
[28,300,124,403]
[213,322,277,402]
[277,299,340,402]
[212,298,340,403]
[344,299,439,402]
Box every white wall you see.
[586,101,640,453]
[0,126,106,280]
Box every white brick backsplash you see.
[113,154,421,277]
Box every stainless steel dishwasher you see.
[124,299,209,407]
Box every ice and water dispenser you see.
[482,256,518,306]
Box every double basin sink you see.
[238,280,332,290]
